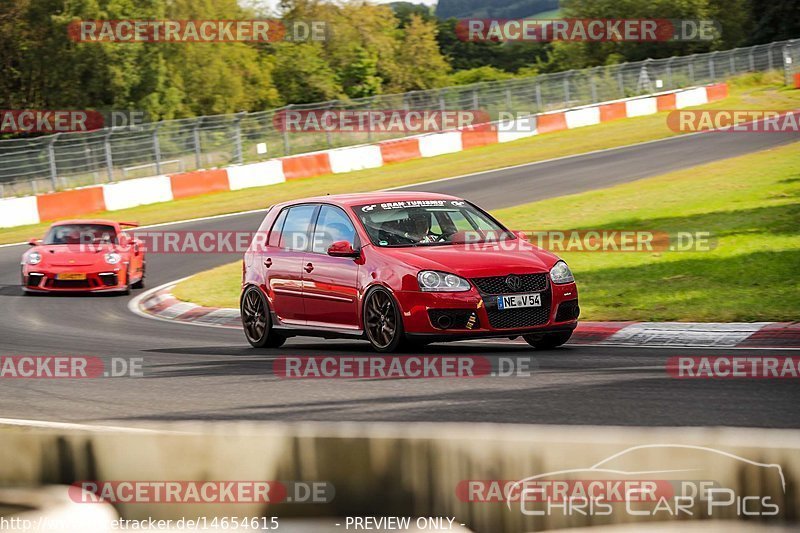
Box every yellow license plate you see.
[57,272,87,281]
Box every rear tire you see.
[241,285,286,348]
[523,330,572,350]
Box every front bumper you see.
[22,267,126,292]
[394,281,579,339]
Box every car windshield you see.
[44,224,117,245]
[353,200,515,247]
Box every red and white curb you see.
[130,281,800,348]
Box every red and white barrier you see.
[102,175,173,211]
[0,84,729,229]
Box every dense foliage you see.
[0,0,796,120]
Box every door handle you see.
[264,258,272,268]
[304,262,314,273]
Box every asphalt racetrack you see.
[1,129,798,427]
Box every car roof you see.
[49,219,120,228]
[279,191,462,208]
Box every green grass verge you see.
[1,72,797,246]
[172,141,800,322]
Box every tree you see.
[391,14,451,91]
[272,43,341,103]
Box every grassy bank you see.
[2,72,797,245]
[172,141,800,321]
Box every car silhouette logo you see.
[505,275,522,292]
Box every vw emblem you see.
[505,275,522,292]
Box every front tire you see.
[131,262,145,289]
[241,285,285,348]
[364,287,405,353]
[523,330,572,350]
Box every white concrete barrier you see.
[565,106,601,129]
[0,196,40,228]
[625,96,658,117]
[227,160,286,191]
[497,116,538,143]
[418,131,463,157]
[101,175,173,211]
[328,145,384,174]
[676,87,710,109]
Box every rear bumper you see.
[394,282,579,338]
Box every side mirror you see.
[28,238,41,246]
[327,240,359,258]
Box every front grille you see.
[484,289,552,329]
[485,304,552,329]
[51,279,91,289]
[472,273,548,294]
[555,299,580,322]
[428,309,479,330]
[26,273,44,287]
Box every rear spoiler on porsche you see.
[119,221,139,228]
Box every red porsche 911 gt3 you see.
[241,192,579,352]
[21,219,145,294]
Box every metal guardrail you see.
[0,39,797,198]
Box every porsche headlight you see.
[27,251,42,265]
[549,260,574,284]
[417,270,471,292]
[104,252,121,264]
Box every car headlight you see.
[27,251,42,265]
[417,270,471,292]
[104,252,121,264]
[550,260,574,284]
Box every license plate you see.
[56,272,86,281]
[497,293,541,310]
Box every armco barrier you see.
[0,196,40,228]
[379,137,422,163]
[418,131,463,157]
[281,152,332,180]
[675,87,709,109]
[461,123,499,149]
[536,112,568,133]
[169,169,230,199]
[0,84,729,229]
[0,422,797,532]
[599,102,628,122]
[565,106,601,129]
[328,145,384,174]
[102,175,173,211]
[656,93,677,111]
[226,160,285,191]
[36,186,106,221]
[625,96,659,117]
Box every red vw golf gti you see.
[241,193,579,352]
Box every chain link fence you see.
[1,39,797,198]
